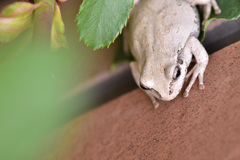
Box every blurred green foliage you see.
[0,24,93,158]
[0,1,67,49]
[0,0,109,159]
[0,44,73,159]
[0,2,43,42]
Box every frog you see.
[125,0,221,109]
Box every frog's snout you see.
[140,82,150,90]
[139,81,163,99]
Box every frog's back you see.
[129,0,200,57]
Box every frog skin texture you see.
[125,0,221,108]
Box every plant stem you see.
[33,0,55,48]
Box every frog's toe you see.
[215,9,221,15]
[147,92,159,109]
[199,84,205,90]
[184,66,206,97]
[183,91,189,97]
[153,102,159,109]
[198,72,205,90]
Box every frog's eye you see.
[173,66,181,81]
[177,59,183,65]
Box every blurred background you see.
[0,0,122,159]
[0,0,240,159]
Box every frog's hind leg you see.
[202,0,221,29]
[183,36,209,97]
[187,0,221,29]
[130,61,159,109]
[211,0,221,14]
[202,2,212,29]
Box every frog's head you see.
[139,54,187,101]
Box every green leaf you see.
[199,0,240,41]
[51,2,68,49]
[0,2,46,42]
[76,0,134,50]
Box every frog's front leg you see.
[130,61,159,109]
[183,36,209,97]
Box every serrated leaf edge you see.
[76,0,134,50]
